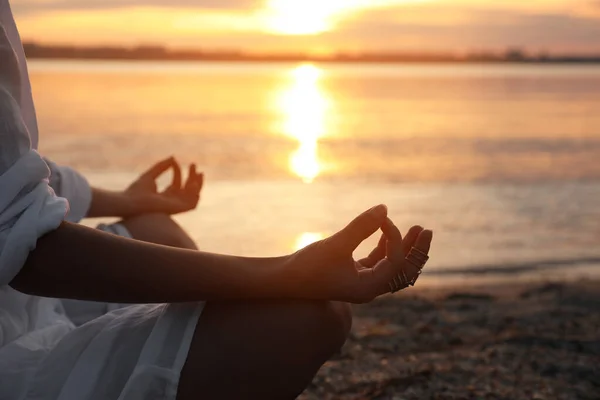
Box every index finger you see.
[381,217,402,244]
[357,233,386,268]
[141,156,175,180]
[165,159,182,192]
[331,204,388,253]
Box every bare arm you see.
[87,187,138,218]
[11,222,287,303]
[86,158,204,218]
[11,206,433,305]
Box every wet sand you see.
[301,279,600,400]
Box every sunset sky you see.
[11,0,600,53]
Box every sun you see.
[294,232,324,250]
[264,0,370,35]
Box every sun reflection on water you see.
[294,232,324,251]
[276,64,331,183]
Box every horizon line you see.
[23,41,600,64]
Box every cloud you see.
[579,0,600,16]
[12,0,600,53]
[324,3,600,52]
[12,0,261,15]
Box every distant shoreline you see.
[26,57,600,65]
[23,43,600,64]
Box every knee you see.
[332,301,353,341]
[328,301,352,349]
[297,301,352,356]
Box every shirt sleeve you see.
[0,24,68,286]
[44,158,92,223]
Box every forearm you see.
[87,187,135,218]
[11,222,288,303]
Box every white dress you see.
[0,2,203,399]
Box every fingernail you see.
[371,204,387,217]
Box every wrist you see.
[264,255,297,298]
[118,190,143,217]
[223,254,295,300]
[88,187,140,218]
[268,253,311,299]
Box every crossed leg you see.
[177,300,351,399]
[121,213,352,399]
[120,213,198,250]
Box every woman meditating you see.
[0,1,433,398]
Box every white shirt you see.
[0,0,86,352]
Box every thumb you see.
[331,204,387,252]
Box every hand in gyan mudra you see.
[285,205,432,304]
[125,156,204,215]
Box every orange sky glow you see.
[11,0,600,53]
